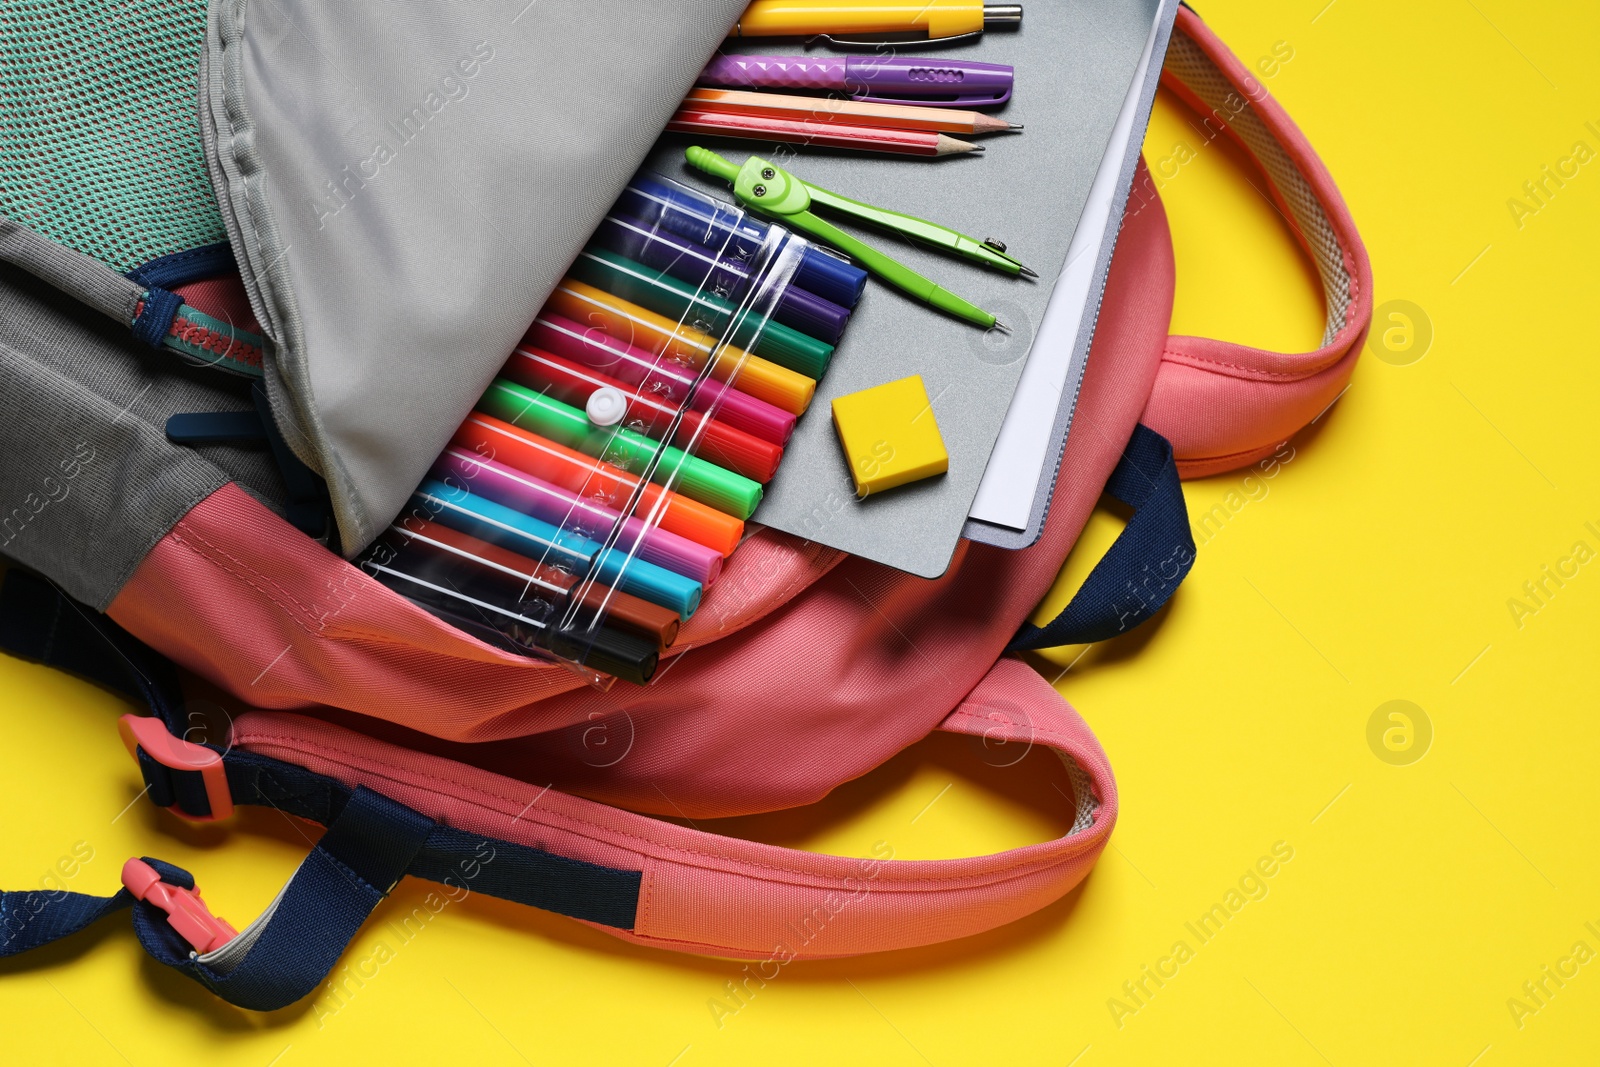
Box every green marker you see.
[686,147,1026,331]
[479,379,763,521]
[570,247,835,380]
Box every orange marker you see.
[452,413,745,557]
[545,280,816,416]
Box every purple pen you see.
[698,53,1014,107]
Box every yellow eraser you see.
[831,374,949,498]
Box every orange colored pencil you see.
[683,88,1019,137]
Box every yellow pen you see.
[731,0,1023,46]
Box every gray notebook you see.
[643,0,1174,578]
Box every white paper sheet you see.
[967,7,1166,530]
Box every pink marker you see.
[526,314,796,446]
[433,448,723,587]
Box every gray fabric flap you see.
[201,0,750,555]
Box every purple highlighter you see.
[434,448,725,587]
[699,54,1014,108]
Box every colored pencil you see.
[371,568,660,684]
[593,214,853,343]
[683,88,1018,136]
[370,523,664,682]
[666,109,982,157]
[622,176,869,307]
[571,247,836,379]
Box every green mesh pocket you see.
[0,0,226,274]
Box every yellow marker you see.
[831,375,949,497]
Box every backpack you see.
[0,5,1370,1010]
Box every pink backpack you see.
[0,8,1369,1009]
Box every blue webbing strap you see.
[0,791,430,1013]
[0,568,642,1010]
[1,883,135,957]
[1010,424,1197,650]
[132,787,434,1012]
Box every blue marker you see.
[622,174,868,308]
[411,481,701,619]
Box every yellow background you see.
[3,0,1598,1062]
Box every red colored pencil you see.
[666,108,982,158]
[684,89,1019,137]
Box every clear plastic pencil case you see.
[356,173,866,687]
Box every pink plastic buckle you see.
[120,857,238,954]
[118,714,234,821]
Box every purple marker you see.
[594,214,852,344]
[699,53,1014,108]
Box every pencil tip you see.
[972,144,986,153]
[937,134,983,156]
[1010,122,1025,130]
[1019,265,1039,279]
[992,320,1011,333]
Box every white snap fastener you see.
[586,386,628,427]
